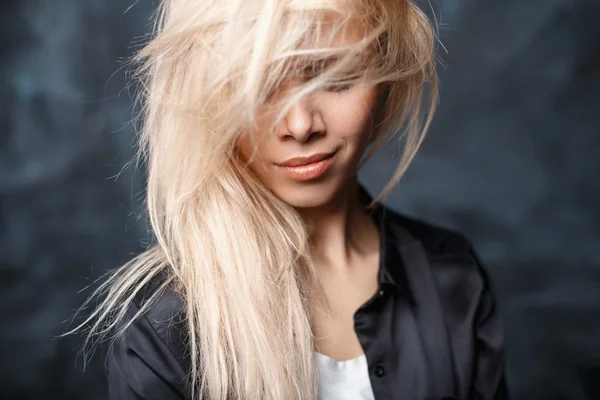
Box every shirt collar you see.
[358,184,415,304]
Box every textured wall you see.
[0,1,152,399]
[1,0,599,399]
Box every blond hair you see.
[68,0,439,398]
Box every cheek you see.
[234,132,252,161]
[234,114,270,162]
[234,131,274,181]
[326,91,378,145]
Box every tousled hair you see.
[67,0,439,398]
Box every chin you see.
[282,196,331,209]
[268,179,344,209]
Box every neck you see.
[297,179,379,271]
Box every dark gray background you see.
[1,0,599,399]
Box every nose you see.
[278,97,324,142]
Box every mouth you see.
[276,151,337,167]
[275,150,338,181]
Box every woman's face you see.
[235,19,386,209]
[235,78,385,209]
[235,52,389,209]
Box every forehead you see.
[298,15,368,51]
[290,21,371,70]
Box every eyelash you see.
[323,83,353,93]
[264,78,354,102]
[303,71,355,93]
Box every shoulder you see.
[109,271,189,373]
[104,271,190,398]
[132,272,186,330]
[382,207,508,398]
[380,204,496,302]
[131,272,189,370]
[382,204,475,257]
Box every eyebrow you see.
[295,55,363,78]
[295,56,337,72]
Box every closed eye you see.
[323,83,353,92]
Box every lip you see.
[275,150,337,181]
[276,151,337,167]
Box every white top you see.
[316,352,376,400]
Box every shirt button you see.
[374,365,385,377]
[378,289,385,297]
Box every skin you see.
[235,25,389,361]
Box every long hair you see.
[68,0,439,398]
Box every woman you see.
[72,0,508,399]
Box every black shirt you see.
[106,185,508,399]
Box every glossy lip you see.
[275,150,337,181]
[276,151,337,167]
